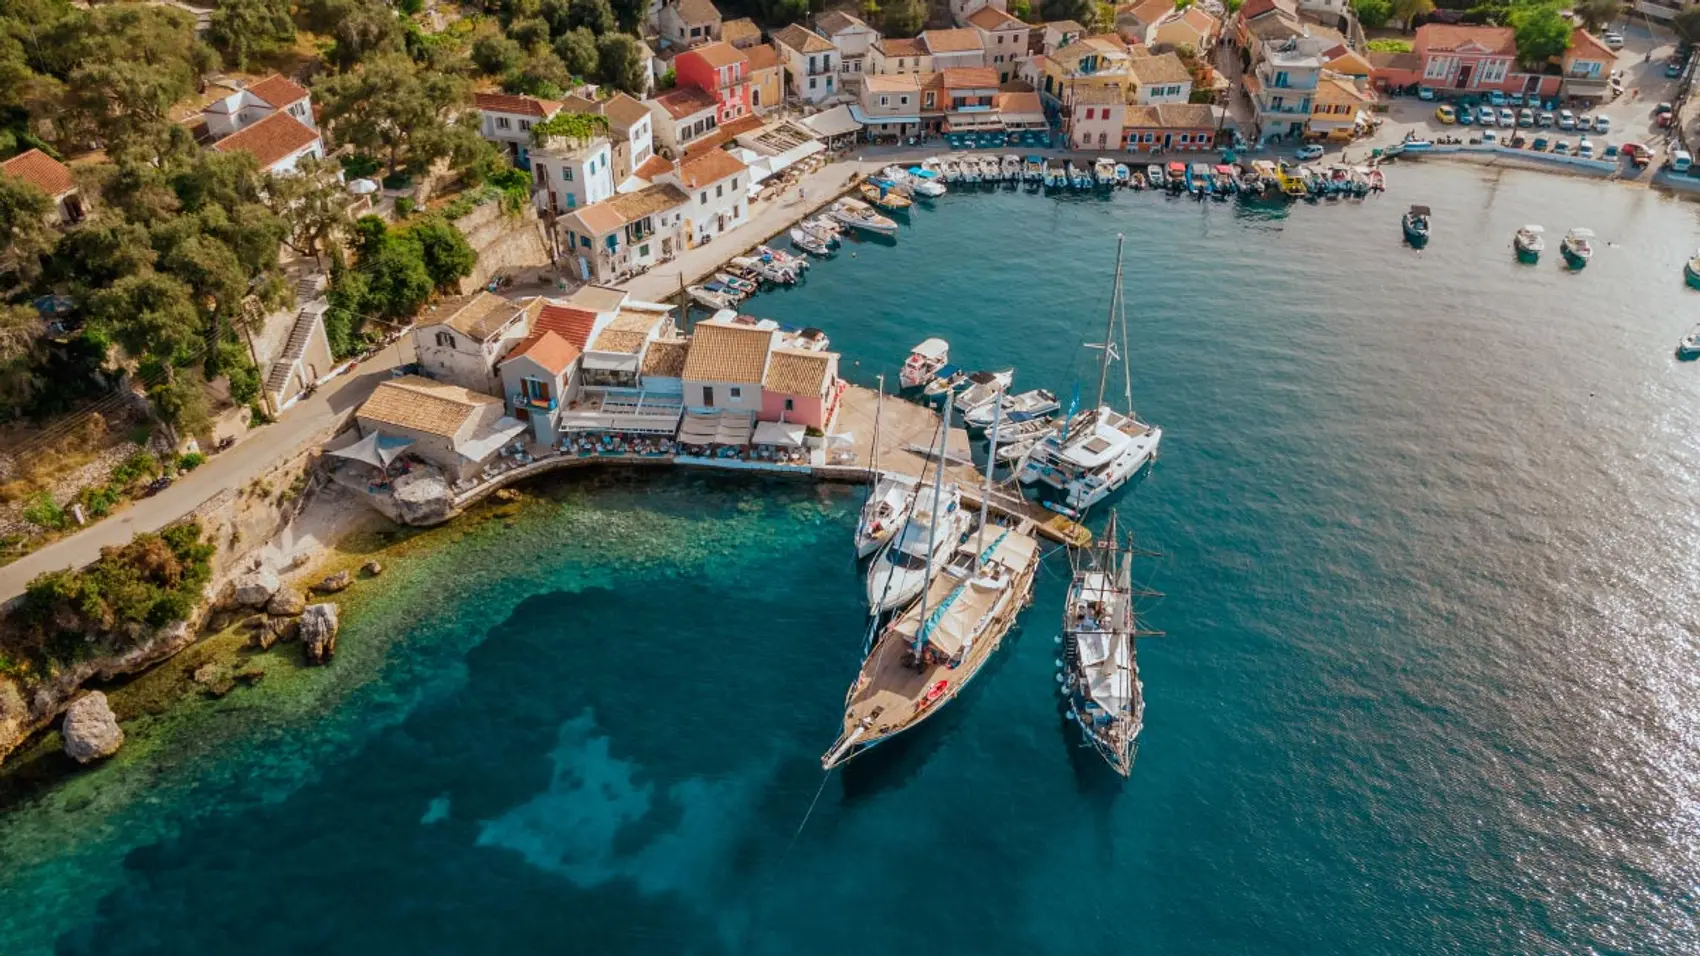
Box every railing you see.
[513,393,558,411]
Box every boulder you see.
[313,569,352,594]
[231,568,281,607]
[299,603,339,665]
[252,616,297,649]
[192,665,234,698]
[62,692,124,763]
[392,471,456,525]
[267,586,306,617]
[361,560,383,578]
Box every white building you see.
[816,10,881,92]
[1129,51,1194,104]
[949,0,1007,27]
[203,74,314,139]
[413,293,541,396]
[680,318,777,413]
[771,24,839,104]
[966,6,1030,84]
[661,148,749,248]
[646,86,722,156]
[558,183,691,284]
[532,132,615,215]
[209,110,324,175]
[920,28,987,71]
[473,91,560,171]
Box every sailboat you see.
[1017,236,1162,511]
[825,393,1042,770]
[865,417,971,615]
[1061,511,1149,776]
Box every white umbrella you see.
[348,178,380,195]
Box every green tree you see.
[1040,0,1096,29]
[1352,0,1392,29]
[1572,0,1622,32]
[1509,3,1571,67]
[507,16,552,49]
[52,221,157,288]
[1009,0,1033,19]
[146,367,212,437]
[1389,0,1433,30]
[1679,6,1700,46]
[85,271,202,364]
[265,155,354,260]
[472,33,525,74]
[505,50,573,96]
[349,217,434,319]
[315,54,473,175]
[758,0,811,23]
[565,0,617,33]
[208,0,296,69]
[882,0,926,34]
[0,303,47,411]
[317,0,406,69]
[595,32,648,95]
[0,174,55,287]
[554,27,600,77]
[407,216,477,290]
[608,0,645,30]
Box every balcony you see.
[513,392,558,412]
[558,388,685,434]
[806,61,833,77]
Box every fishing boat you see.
[713,271,758,295]
[1145,163,1164,187]
[1402,204,1431,248]
[1018,235,1163,512]
[1023,155,1045,183]
[900,337,950,389]
[980,155,1003,182]
[861,181,913,211]
[1239,163,1265,195]
[997,437,1039,464]
[921,156,944,178]
[1684,249,1700,289]
[830,197,899,235]
[789,228,831,256]
[1114,163,1131,186]
[825,398,1042,769]
[1185,162,1211,196]
[1044,158,1068,188]
[1061,511,1147,777]
[942,157,965,183]
[758,244,809,271]
[1513,225,1544,264]
[865,475,970,614]
[1094,157,1118,186]
[1212,164,1237,198]
[1276,162,1308,197]
[904,166,948,197]
[953,369,1017,416]
[856,475,917,558]
[988,414,1059,447]
[1365,166,1386,192]
[1165,161,1186,191]
[1560,227,1593,269]
[730,254,796,284]
[1067,161,1093,189]
[686,284,738,310]
[964,388,1060,429]
[1679,324,1700,359]
[959,156,981,184]
[922,366,970,400]
[1000,154,1020,182]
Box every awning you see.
[455,416,529,462]
[753,421,807,447]
[582,351,641,372]
[848,105,920,126]
[714,412,755,445]
[328,431,414,468]
[767,138,824,174]
[803,104,861,139]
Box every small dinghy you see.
[1402,204,1431,248]
[790,228,831,256]
[953,369,1017,416]
[1679,324,1700,359]
[963,388,1060,430]
[1114,163,1131,186]
[714,272,757,295]
[922,364,968,398]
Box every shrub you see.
[395,196,417,218]
[342,154,382,179]
[177,452,207,471]
[76,484,121,518]
[381,171,414,191]
[21,492,65,531]
[109,450,161,489]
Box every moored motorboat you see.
[799,217,840,245]
[1023,155,1045,183]
[865,479,970,614]
[1114,163,1131,186]
[942,157,965,183]
[1365,166,1386,192]
[900,337,950,389]
[1402,204,1431,248]
[1679,324,1700,359]
[979,155,1002,182]
[1513,225,1544,264]
[1002,154,1023,181]
[904,166,948,197]
[1066,160,1092,189]
[1165,161,1186,191]
[1094,157,1118,186]
[988,414,1059,447]
[789,228,831,256]
[830,197,899,234]
[1684,249,1700,289]
[1044,158,1068,188]
[1146,163,1164,187]
[1561,227,1593,269]
[861,181,913,211]
[713,271,757,295]
[964,387,1059,429]
[730,254,797,284]
[921,365,968,398]
[856,472,918,558]
[757,244,809,271]
[1212,164,1237,198]
[953,369,1017,416]
[686,284,738,310]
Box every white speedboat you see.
[758,244,809,271]
[1094,157,1118,186]
[790,228,831,256]
[922,365,967,399]
[953,369,1017,416]
[1002,154,1022,181]
[900,337,950,389]
[800,216,841,244]
[687,284,738,310]
[830,198,899,235]
[1679,324,1700,359]
[1513,224,1544,263]
[963,388,1059,430]
[855,473,917,558]
[866,482,969,614]
[904,166,947,197]
[988,414,1059,447]
[730,254,797,284]
[1114,163,1131,186]
[1561,227,1594,269]
[979,155,1002,182]
[713,272,757,295]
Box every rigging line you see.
[782,770,834,860]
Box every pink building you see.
[1371,24,1561,98]
[759,348,843,431]
[673,40,752,125]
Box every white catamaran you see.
[1017,235,1161,511]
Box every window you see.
[733,203,740,217]
[881,95,890,106]
[753,88,761,105]
[639,243,650,257]
[702,385,714,406]
[784,398,795,411]
[496,116,511,130]
[565,166,575,181]
[700,191,708,204]
[716,184,723,198]
[731,177,738,189]
[519,119,531,131]
[899,94,909,105]
[729,386,742,399]
[809,77,817,89]
[1179,133,1190,143]
[435,331,454,348]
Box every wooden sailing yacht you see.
[1060,511,1156,777]
[825,390,1042,770]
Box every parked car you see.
[1594,115,1610,133]
[1498,107,1515,126]
[1602,30,1624,49]
[1518,108,1535,127]
[1418,87,1436,100]
[1479,105,1497,124]
[1558,109,1577,129]
[1578,138,1595,159]
[1531,135,1550,151]
[1509,92,1524,106]
[1435,104,1457,124]
[1295,144,1324,160]
[1458,107,1476,125]
[1673,148,1693,173]
[1554,140,1572,154]
[1482,129,1500,144]
[1536,110,1555,127]
[1656,101,1675,117]
[1603,143,1620,158]
[1668,57,1688,79]
[1488,90,1507,106]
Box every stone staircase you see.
[265,301,329,405]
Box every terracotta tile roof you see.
[681,321,773,384]
[1180,7,1219,34]
[535,305,601,350]
[1155,102,1215,127]
[359,375,499,438]
[676,0,721,23]
[474,91,559,116]
[878,37,927,57]
[1417,24,1515,57]
[1071,84,1126,105]
[1119,0,1171,27]
[1046,19,1085,33]
[245,73,310,109]
[653,86,720,119]
[864,72,922,92]
[1129,51,1191,85]
[211,111,320,169]
[641,338,690,378]
[1317,72,1374,103]
[503,330,580,375]
[565,285,627,312]
[1122,104,1160,126]
[967,6,1025,30]
[565,182,692,235]
[420,291,528,341]
[631,153,674,181]
[1368,50,1421,72]
[942,67,1000,89]
[685,40,748,69]
[676,147,747,187]
[816,10,869,36]
[1569,29,1613,63]
[922,28,983,53]
[763,348,833,396]
[0,148,75,197]
[590,328,649,353]
[603,92,652,129]
[745,42,781,71]
[681,114,762,156]
[722,17,762,45]
[772,24,835,55]
[996,90,1043,115]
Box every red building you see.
[1371,24,1561,99]
[673,40,752,125]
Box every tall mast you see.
[975,384,1004,565]
[869,373,884,481]
[1093,234,1126,413]
[912,413,948,661]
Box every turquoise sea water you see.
[7,164,1700,953]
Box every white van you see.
[1674,149,1693,174]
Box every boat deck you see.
[825,527,1041,767]
[831,385,1090,547]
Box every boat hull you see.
[1562,246,1589,269]
[1403,224,1429,248]
[1685,263,1700,289]
[1514,243,1540,264]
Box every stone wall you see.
[452,202,553,293]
